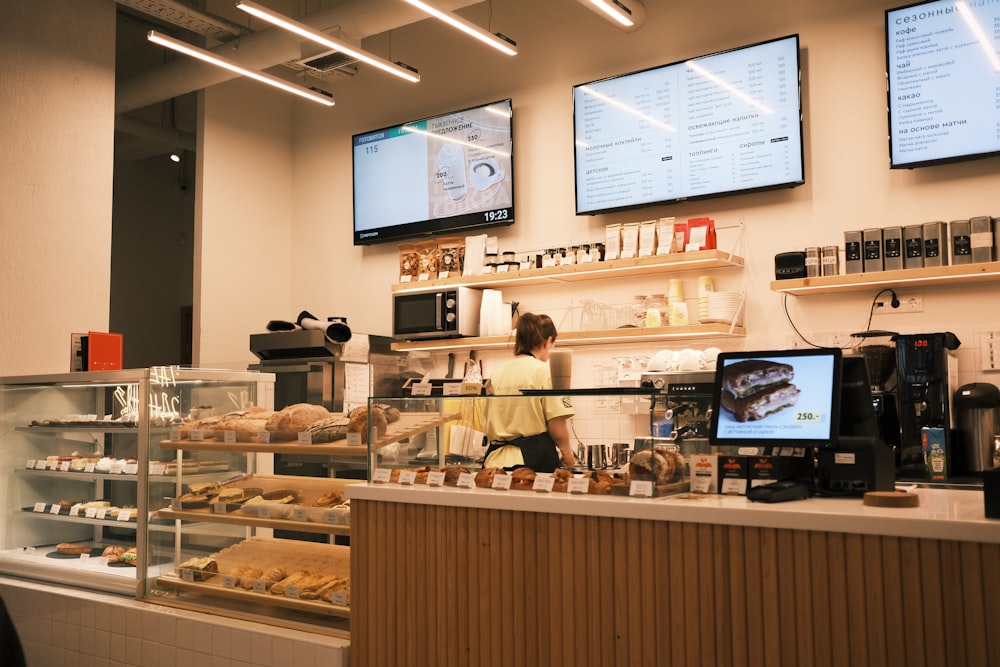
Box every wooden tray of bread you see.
[369,411,462,450]
[157,537,351,618]
[157,474,357,533]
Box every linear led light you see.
[579,0,646,29]
[235,1,421,83]
[401,0,518,56]
[955,1,1000,71]
[146,30,335,106]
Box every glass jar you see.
[645,294,668,328]
[632,295,648,328]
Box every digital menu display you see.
[886,0,1000,168]
[352,99,514,245]
[573,35,803,215]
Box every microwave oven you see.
[392,286,483,340]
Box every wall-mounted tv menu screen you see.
[573,35,803,215]
[352,98,514,245]
[886,0,1000,169]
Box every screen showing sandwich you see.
[352,98,514,245]
[709,348,842,447]
[572,34,803,215]
[886,0,1000,168]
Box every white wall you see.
[198,0,1000,389]
[0,0,116,376]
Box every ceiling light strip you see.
[235,1,421,83]
[588,0,636,27]
[401,0,518,56]
[146,30,335,106]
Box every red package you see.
[686,217,716,251]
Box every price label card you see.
[189,429,205,441]
[568,477,590,495]
[149,464,166,476]
[84,463,96,473]
[293,508,308,522]
[442,383,462,396]
[286,585,301,599]
[297,432,313,445]
[109,462,124,475]
[398,470,417,485]
[169,428,181,441]
[346,432,363,446]
[33,502,46,513]
[34,460,48,471]
[49,504,61,515]
[180,568,195,582]
[171,499,182,511]
[212,503,228,515]
[629,480,654,497]
[257,506,271,519]
[257,430,271,444]
[691,476,713,494]
[426,471,446,487]
[223,431,237,444]
[400,274,412,283]
[533,475,555,493]
[331,591,348,606]
[737,447,760,456]
[69,505,82,517]
[411,383,432,397]
[124,463,139,475]
[456,472,476,489]
[323,510,341,525]
[437,271,449,280]
[49,460,61,471]
[497,263,510,273]
[222,575,237,589]
[96,508,108,520]
[460,383,482,396]
[26,459,35,469]
[80,553,90,561]
[85,508,98,519]
[491,474,512,490]
[252,580,269,594]
[60,461,71,472]
[371,468,391,484]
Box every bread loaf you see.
[56,543,92,555]
[265,403,332,441]
[346,406,388,444]
[305,416,351,443]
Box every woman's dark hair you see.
[514,313,557,356]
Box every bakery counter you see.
[346,483,999,544]
[349,483,1000,667]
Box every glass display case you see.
[0,368,272,596]
[363,389,698,497]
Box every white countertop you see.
[347,482,1000,544]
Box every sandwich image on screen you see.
[720,359,800,422]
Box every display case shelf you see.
[770,261,1000,296]
[391,249,744,293]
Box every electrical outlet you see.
[875,293,923,313]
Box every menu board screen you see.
[573,35,803,215]
[886,0,1000,168]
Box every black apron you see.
[483,432,561,472]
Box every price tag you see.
[519,261,533,271]
[346,432,363,446]
[223,431,237,444]
[33,502,46,513]
[497,263,510,273]
[371,468,391,484]
[418,272,430,282]
[169,428,181,441]
[124,463,139,475]
[286,585,301,599]
[324,510,342,525]
[49,504,61,515]
[297,432,313,445]
[149,464,165,476]
[171,499,182,511]
[84,508,98,519]
[691,476,713,494]
[117,509,132,522]
[222,575,237,589]
[34,460,47,471]
[343,511,350,526]
[258,430,271,443]
[532,475,555,493]
[180,568,195,582]
[60,461,71,472]
[629,480,654,497]
[84,463,96,473]
[331,591,348,606]
[212,503,228,515]
[400,274,412,283]
[49,460,61,471]
[568,477,590,495]
[426,471,446,487]
[737,447,760,456]
[491,474,512,490]
[252,580,269,594]
[580,254,594,264]
[397,470,417,485]
[411,383,432,397]
[26,459,35,469]
[80,553,90,561]
[442,383,462,396]
[456,472,475,489]
[69,504,82,517]
[189,429,205,441]
[460,382,482,396]
[96,508,108,520]
[109,462,124,475]
[293,508,308,522]
[257,506,271,519]
[437,271,449,280]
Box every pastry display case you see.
[0,368,272,596]
[361,390,695,498]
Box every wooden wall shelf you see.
[770,262,1000,296]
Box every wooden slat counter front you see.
[347,485,1000,667]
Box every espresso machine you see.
[893,332,960,479]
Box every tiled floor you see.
[0,578,349,667]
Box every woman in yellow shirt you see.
[482,313,577,471]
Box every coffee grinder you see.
[893,332,961,479]
[851,331,901,453]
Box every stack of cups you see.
[667,279,688,325]
[697,275,715,324]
